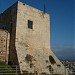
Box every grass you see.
[0,62,17,75]
[0,62,11,67]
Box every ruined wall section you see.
[0,2,18,64]
[0,30,8,62]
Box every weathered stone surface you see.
[0,30,7,62]
[0,1,68,75]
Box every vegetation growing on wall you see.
[45,60,49,63]
[49,56,56,64]
[47,65,54,73]
[57,64,61,67]
[25,54,33,63]
[30,63,34,68]
[25,54,35,68]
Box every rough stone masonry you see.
[0,1,68,75]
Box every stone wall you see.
[15,1,68,75]
[0,2,18,64]
[16,2,50,49]
[0,30,7,62]
[0,1,68,75]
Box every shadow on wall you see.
[0,2,19,65]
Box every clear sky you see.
[0,0,74,60]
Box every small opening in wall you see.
[2,27,5,29]
[23,3,25,5]
[0,52,2,54]
[10,23,13,32]
[49,56,56,64]
[10,23,13,25]
[28,20,33,29]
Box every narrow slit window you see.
[10,23,13,32]
[2,27,5,29]
[28,20,33,29]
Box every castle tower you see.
[0,1,68,75]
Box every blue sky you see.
[0,0,74,60]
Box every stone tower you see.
[0,1,68,75]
